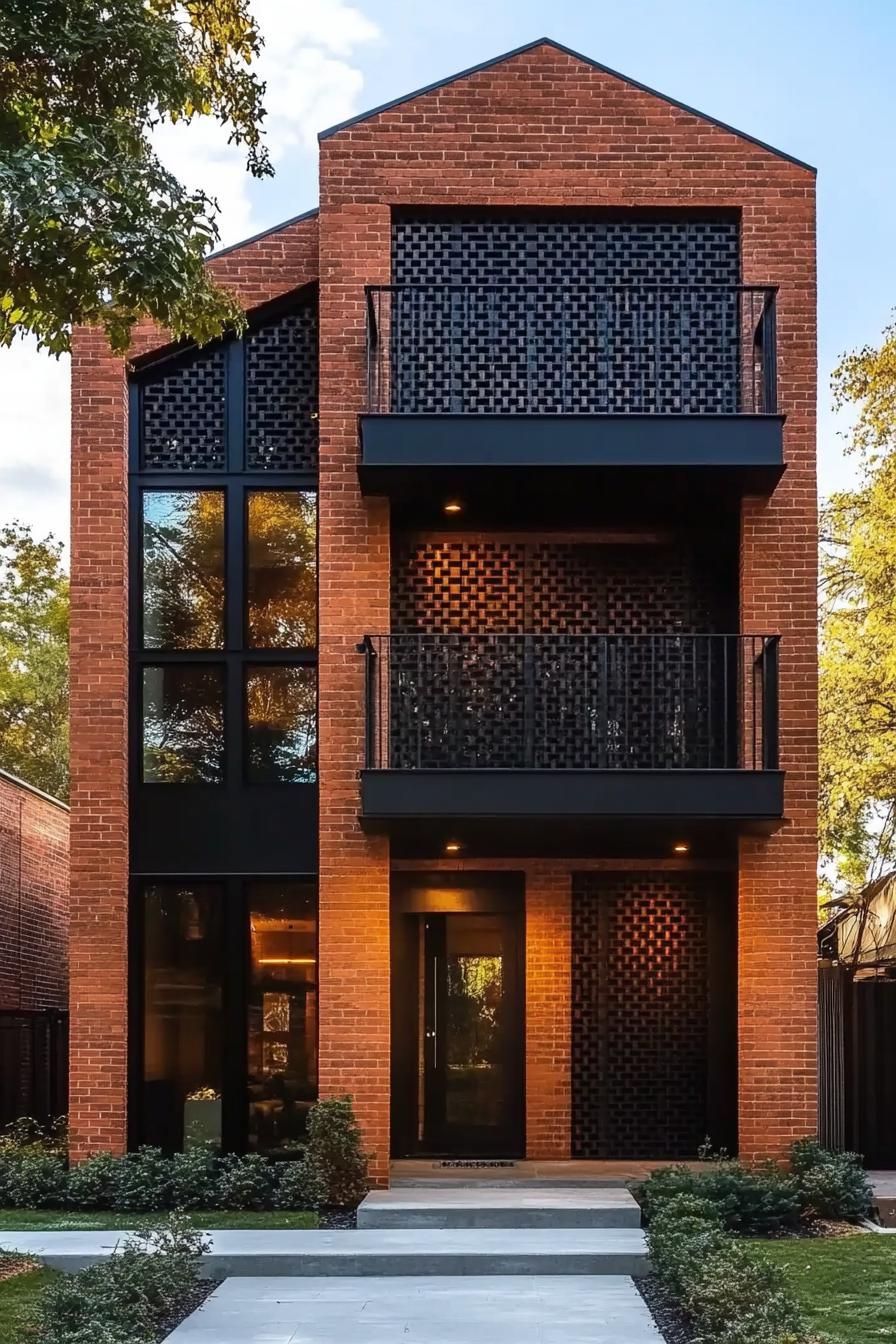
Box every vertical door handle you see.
[432,956,438,1068]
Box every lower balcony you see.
[358,633,783,844]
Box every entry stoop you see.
[358,1185,642,1229]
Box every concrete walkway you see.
[163,1275,663,1343]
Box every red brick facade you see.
[0,770,69,1013]
[69,41,817,1170]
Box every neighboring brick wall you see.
[321,39,817,1161]
[0,771,69,1011]
[68,214,320,1160]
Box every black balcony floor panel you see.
[360,768,784,834]
[358,413,784,500]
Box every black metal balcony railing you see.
[360,634,779,773]
[366,285,777,417]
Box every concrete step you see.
[6,1226,649,1278]
[164,1275,663,1342]
[358,1186,642,1229]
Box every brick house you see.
[0,768,69,1124]
[68,39,817,1181]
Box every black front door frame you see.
[390,873,525,1159]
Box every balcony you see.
[358,284,784,504]
[359,633,783,837]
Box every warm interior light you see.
[257,957,317,965]
[443,501,462,515]
[444,841,462,854]
[673,843,690,854]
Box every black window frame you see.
[129,290,319,792]
[130,873,319,1154]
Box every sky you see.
[1,0,894,547]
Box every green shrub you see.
[646,1193,726,1298]
[214,1153,275,1210]
[276,1156,328,1210]
[684,1241,809,1344]
[37,1214,205,1344]
[789,1140,871,1221]
[110,1147,174,1212]
[639,1160,800,1234]
[168,1146,219,1210]
[67,1152,125,1210]
[305,1097,369,1207]
[3,1150,67,1208]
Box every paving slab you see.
[358,1185,641,1228]
[2,1226,648,1277]
[163,1275,662,1342]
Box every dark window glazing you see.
[245,665,317,783]
[142,883,223,1150]
[246,490,316,649]
[142,665,225,783]
[142,491,225,649]
[247,881,318,1154]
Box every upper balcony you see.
[358,632,784,849]
[358,283,784,505]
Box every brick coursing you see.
[69,41,817,1166]
[0,772,69,1012]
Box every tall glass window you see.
[246,490,316,649]
[142,491,225,649]
[247,882,318,1154]
[142,665,225,783]
[142,884,223,1150]
[245,665,317,783]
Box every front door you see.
[391,890,524,1158]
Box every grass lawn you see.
[0,1209,318,1231]
[748,1235,896,1343]
[0,1264,59,1344]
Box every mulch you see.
[636,1275,695,1344]
[157,1279,218,1338]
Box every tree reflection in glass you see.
[142,491,225,649]
[142,665,225,783]
[246,665,317,783]
[247,491,316,649]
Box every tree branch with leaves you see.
[0,0,272,354]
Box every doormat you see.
[435,1159,517,1168]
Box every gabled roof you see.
[319,36,815,174]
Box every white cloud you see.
[0,340,70,545]
[155,0,380,245]
[0,0,380,547]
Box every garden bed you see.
[635,1140,874,1344]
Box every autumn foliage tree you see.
[0,523,69,797]
[821,316,896,886]
[0,0,271,354]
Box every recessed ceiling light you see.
[445,840,462,854]
[444,501,462,515]
[673,843,690,854]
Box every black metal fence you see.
[819,966,896,1167]
[0,1009,68,1130]
[361,633,779,773]
[366,284,778,417]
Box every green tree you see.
[0,522,69,798]
[821,316,896,885]
[0,0,271,355]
